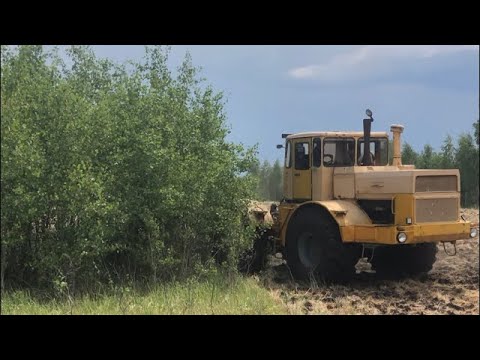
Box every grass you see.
[0,273,287,315]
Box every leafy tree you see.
[252,159,283,201]
[440,135,456,169]
[474,120,479,146]
[268,160,283,201]
[418,144,432,168]
[455,133,479,207]
[401,142,418,165]
[1,45,258,291]
[416,144,442,169]
[258,160,271,200]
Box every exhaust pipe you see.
[390,124,404,166]
[362,109,374,166]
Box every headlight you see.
[471,228,478,238]
[397,232,407,243]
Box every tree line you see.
[250,159,283,201]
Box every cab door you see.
[292,138,312,200]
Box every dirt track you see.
[260,208,479,315]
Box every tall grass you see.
[1,274,286,315]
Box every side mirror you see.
[276,144,284,149]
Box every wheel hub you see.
[297,231,323,270]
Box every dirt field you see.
[260,208,479,315]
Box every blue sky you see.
[91,45,479,164]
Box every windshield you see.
[357,137,389,166]
[323,138,355,167]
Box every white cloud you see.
[288,45,478,81]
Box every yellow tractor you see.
[246,109,477,281]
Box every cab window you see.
[323,138,355,167]
[295,142,310,170]
[357,138,388,166]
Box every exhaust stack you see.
[390,124,404,166]
[362,109,374,166]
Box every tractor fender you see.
[283,200,371,245]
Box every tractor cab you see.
[281,119,390,202]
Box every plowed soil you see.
[260,208,479,315]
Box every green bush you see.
[1,45,258,292]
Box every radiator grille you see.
[415,175,457,192]
[415,198,458,223]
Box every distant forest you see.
[250,159,283,201]
[255,121,479,207]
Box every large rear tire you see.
[285,207,360,282]
[371,243,437,279]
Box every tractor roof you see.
[286,131,389,140]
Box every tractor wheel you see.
[285,207,361,282]
[371,243,437,279]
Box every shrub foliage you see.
[1,45,258,291]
